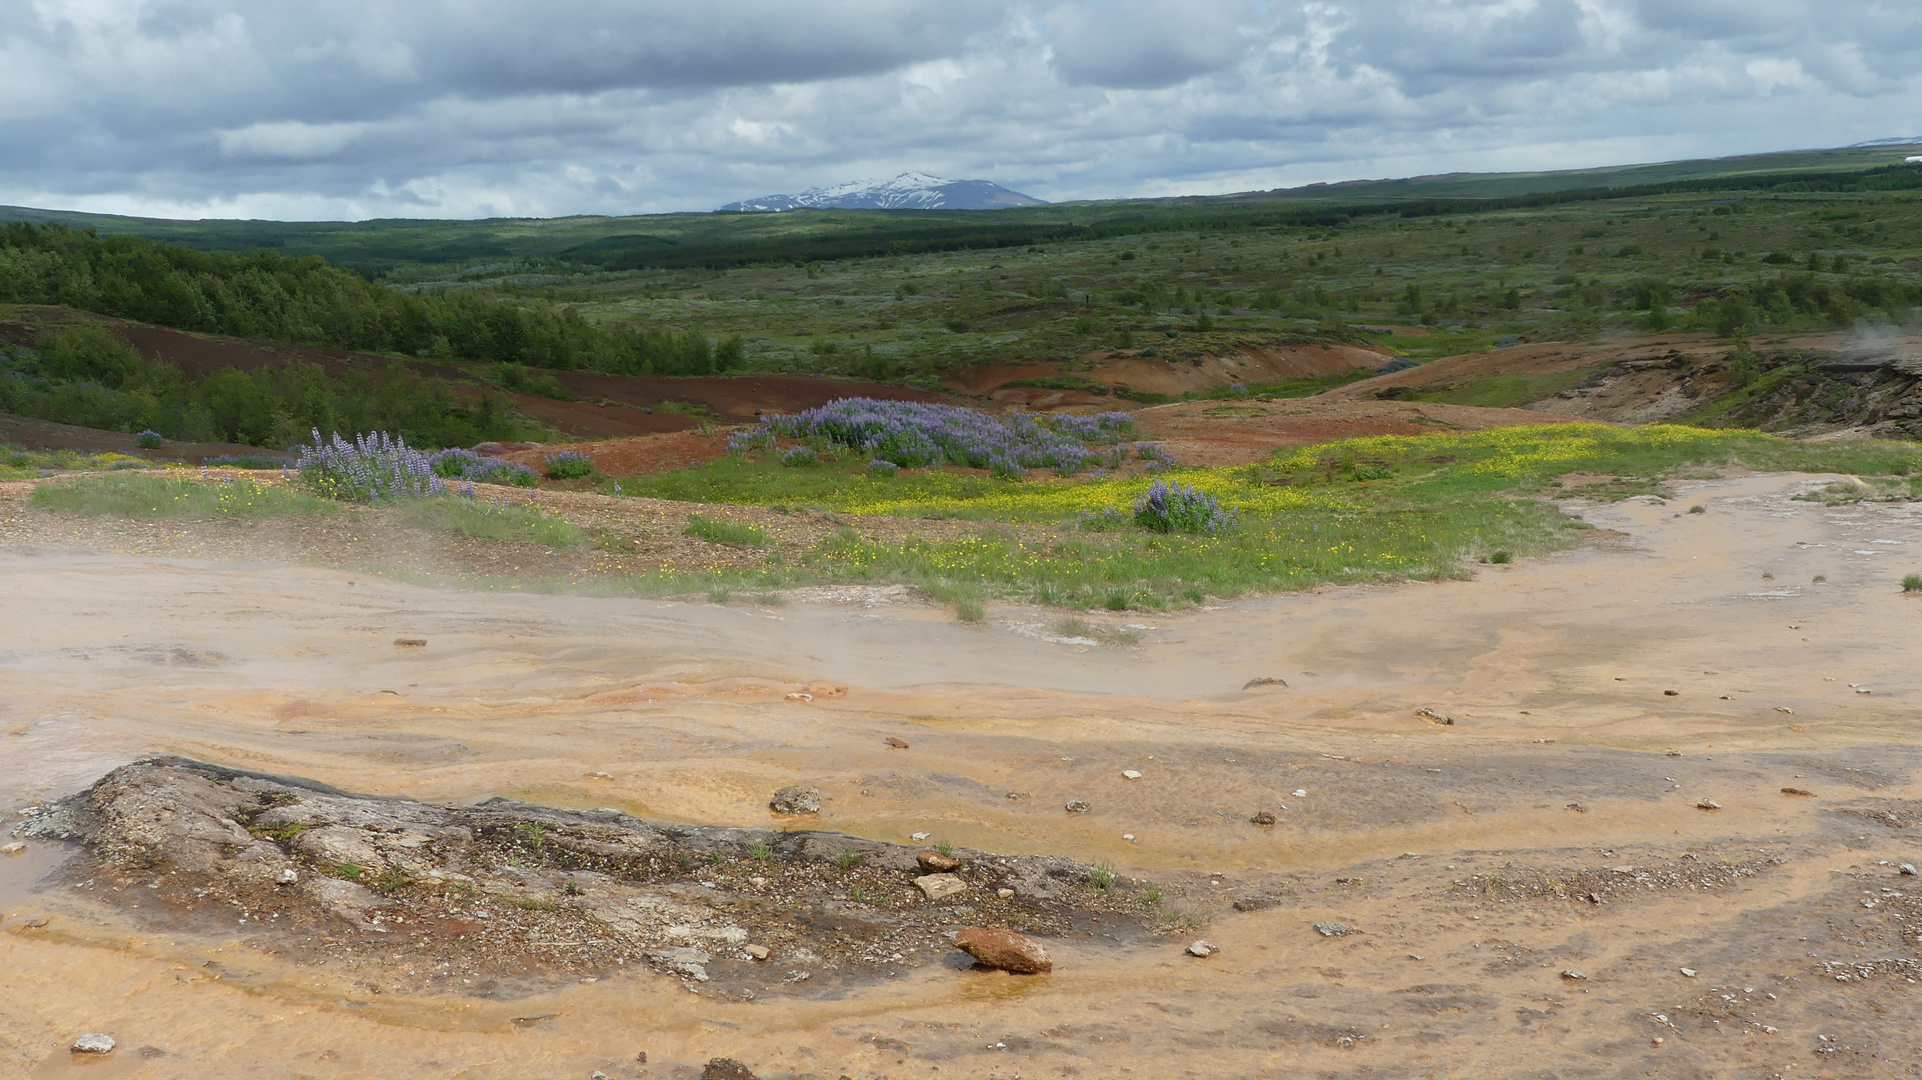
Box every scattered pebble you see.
[785,692,813,702]
[1560,970,1587,980]
[1121,770,1143,780]
[995,888,1015,899]
[743,944,771,961]
[1901,864,1918,877]
[1776,707,1795,715]
[1064,801,1091,814]
[1680,968,1697,978]
[1293,789,1308,798]
[1415,707,1456,726]
[1696,800,1723,811]
[885,737,910,749]
[916,850,961,873]
[1565,803,1587,813]
[276,868,298,885]
[1664,690,1679,696]
[1314,922,1354,938]
[71,1034,115,1055]
[1122,833,1136,842]
[911,832,931,841]
[0,842,25,856]
[1781,787,1815,798]
[768,785,822,815]
[1187,940,1218,957]
[1249,811,1276,826]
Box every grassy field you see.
[596,423,1922,610]
[6,144,1920,408]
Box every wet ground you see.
[5,472,1922,1078]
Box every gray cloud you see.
[0,0,1917,219]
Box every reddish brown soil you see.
[548,371,942,423]
[1134,398,1595,466]
[949,342,1395,406]
[496,430,735,477]
[0,413,291,465]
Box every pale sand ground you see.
[4,472,1922,1078]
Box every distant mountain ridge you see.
[718,172,1046,212]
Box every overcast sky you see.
[1,0,1916,221]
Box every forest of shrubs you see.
[0,223,741,377]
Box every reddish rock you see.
[917,849,960,873]
[953,928,1052,974]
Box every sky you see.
[0,0,1917,221]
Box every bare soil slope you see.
[952,342,1394,409]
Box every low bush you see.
[298,430,442,502]
[1133,479,1238,534]
[545,451,595,479]
[134,430,163,449]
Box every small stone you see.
[1900,864,1918,877]
[744,944,771,961]
[952,927,1052,974]
[1293,789,1308,798]
[1064,800,1091,813]
[916,850,960,873]
[1122,833,1135,842]
[748,876,768,888]
[1250,811,1276,826]
[1121,770,1143,780]
[1776,707,1794,715]
[914,873,967,901]
[1781,787,1815,798]
[1565,803,1587,813]
[1652,1037,1664,1047]
[1560,969,1587,980]
[1314,922,1353,938]
[276,868,299,885]
[1664,690,1679,696]
[911,832,930,841]
[996,888,1015,899]
[1187,940,1217,958]
[0,841,24,855]
[1242,677,1288,690]
[1415,707,1456,726]
[393,638,426,648]
[646,947,712,982]
[1680,968,1697,978]
[769,786,822,815]
[885,737,910,749]
[71,1034,115,1055]
[594,1072,611,1079]
[703,1058,760,1080]
[1695,800,1722,811]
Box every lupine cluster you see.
[746,398,1137,477]
[298,430,443,502]
[545,451,596,479]
[1133,479,1239,534]
[134,429,163,449]
[427,448,538,487]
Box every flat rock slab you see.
[16,757,1150,997]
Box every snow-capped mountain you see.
[718,172,1046,212]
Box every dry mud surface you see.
[6,473,1922,1078]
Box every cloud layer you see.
[1,0,1916,219]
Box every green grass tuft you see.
[683,513,771,548]
[30,473,336,518]
[398,497,583,548]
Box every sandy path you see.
[4,473,1922,1078]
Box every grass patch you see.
[1904,574,1922,593]
[397,497,584,548]
[1386,367,1600,409]
[29,473,337,518]
[682,513,771,548]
